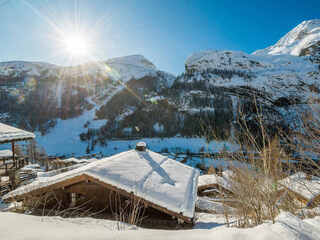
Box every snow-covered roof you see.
[20,164,43,172]
[57,157,99,165]
[0,123,35,143]
[136,141,147,148]
[4,149,199,219]
[59,157,86,164]
[20,164,40,170]
[37,164,86,178]
[82,158,98,163]
[198,171,233,191]
[279,172,320,201]
[0,149,13,159]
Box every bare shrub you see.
[109,192,146,230]
[209,97,319,227]
[20,191,105,219]
[226,166,280,227]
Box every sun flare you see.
[60,33,91,58]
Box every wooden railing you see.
[0,157,30,175]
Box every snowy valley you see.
[0,20,319,159]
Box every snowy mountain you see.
[0,55,174,87]
[183,49,319,102]
[167,20,320,141]
[0,61,57,80]
[0,55,175,153]
[0,20,320,156]
[253,19,320,63]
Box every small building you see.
[4,144,199,224]
[20,164,42,173]
[0,122,35,174]
[0,122,35,144]
[278,172,320,207]
[197,171,233,197]
[0,149,13,160]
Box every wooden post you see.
[70,193,76,207]
[12,142,15,169]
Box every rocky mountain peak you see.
[253,19,320,57]
[105,54,157,70]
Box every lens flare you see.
[60,33,90,57]
[21,0,145,106]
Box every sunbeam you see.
[20,0,146,107]
[59,32,91,58]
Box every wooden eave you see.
[279,186,311,205]
[198,183,232,194]
[0,136,34,144]
[7,173,194,223]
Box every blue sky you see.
[0,0,319,74]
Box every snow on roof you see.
[59,157,99,164]
[4,149,200,219]
[136,141,147,147]
[20,164,41,171]
[279,172,320,201]
[198,171,232,191]
[1,176,9,182]
[60,157,85,164]
[82,158,98,163]
[37,164,86,178]
[222,169,233,179]
[196,196,234,214]
[0,149,12,159]
[0,123,35,143]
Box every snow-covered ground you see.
[0,211,319,240]
[36,124,238,157]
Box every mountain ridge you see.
[0,20,319,155]
[253,19,320,57]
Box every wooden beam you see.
[0,137,34,144]
[7,173,194,223]
[11,142,15,168]
[83,174,193,223]
[198,183,232,194]
[7,175,87,201]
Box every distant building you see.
[197,170,233,197]
[278,172,320,207]
[0,122,35,175]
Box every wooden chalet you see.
[278,172,320,208]
[197,171,233,197]
[3,143,200,225]
[0,123,35,174]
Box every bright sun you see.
[61,33,90,57]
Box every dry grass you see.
[210,98,320,227]
[109,192,146,230]
[19,189,146,230]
